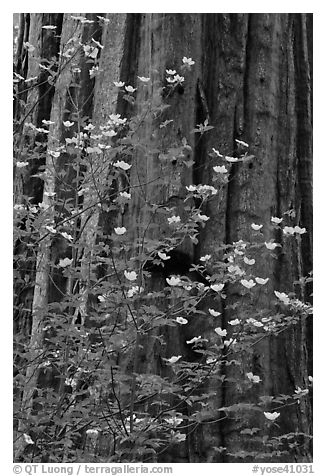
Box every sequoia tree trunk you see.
[13,13,312,463]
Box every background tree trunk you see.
[14,13,312,463]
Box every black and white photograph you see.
[12,9,314,469]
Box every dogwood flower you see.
[65,377,77,387]
[246,372,261,383]
[229,319,240,326]
[196,283,206,290]
[109,114,127,125]
[294,225,306,234]
[210,283,224,293]
[14,204,25,211]
[206,357,217,364]
[127,286,143,297]
[214,327,227,337]
[137,76,150,82]
[244,257,255,265]
[114,161,132,171]
[186,336,202,345]
[24,42,35,52]
[186,184,217,196]
[212,148,223,157]
[224,338,236,347]
[158,251,170,260]
[209,309,221,317]
[86,429,99,437]
[235,139,249,147]
[42,119,55,125]
[186,185,197,192]
[165,416,183,426]
[174,74,185,83]
[168,215,181,225]
[265,242,279,250]
[63,121,74,127]
[102,130,117,137]
[166,69,177,75]
[197,213,210,222]
[240,279,256,289]
[274,291,290,304]
[23,434,34,445]
[253,321,264,327]
[166,276,181,286]
[77,17,94,24]
[39,202,49,210]
[98,143,111,150]
[113,81,125,87]
[166,355,182,364]
[45,225,56,234]
[14,72,24,82]
[89,66,100,78]
[61,232,73,241]
[16,161,29,168]
[176,316,188,325]
[114,227,126,235]
[124,270,137,281]
[171,431,186,442]
[182,56,195,66]
[125,85,136,93]
[246,318,256,325]
[228,265,245,276]
[25,76,38,83]
[58,258,73,268]
[74,185,88,200]
[251,223,263,231]
[213,165,228,174]
[84,123,95,131]
[264,412,280,421]
[120,191,131,199]
[83,44,99,59]
[200,254,211,262]
[235,239,247,249]
[283,226,295,235]
[48,150,60,158]
[61,48,75,59]
[97,15,110,24]
[225,156,239,163]
[294,387,309,396]
[234,248,244,256]
[262,317,272,323]
[198,184,217,195]
[271,216,283,224]
[255,277,269,285]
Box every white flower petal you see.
[114,227,127,235]
[240,279,256,289]
[264,412,280,421]
[208,308,221,317]
[166,276,181,286]
[124,270,137,281]
[251,223,263,231]
[214,327,227,337]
